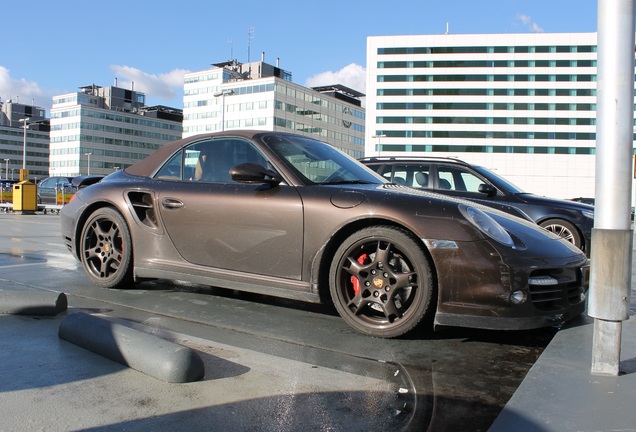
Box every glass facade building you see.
[50,85,182,177]
[0,101,49,180]
[183,59,365,157]
[366,32,614,199]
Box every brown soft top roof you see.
[124,130,265,177]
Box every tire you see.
[80,207,134,289]
[539,219,582,249]
[329,226,434,338]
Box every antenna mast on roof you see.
[227,37,233,60]
[247,27,255,63]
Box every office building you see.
[183,56,365,157]
[0,100,49,180]
[366,32,606,199]
[50,85,183,177]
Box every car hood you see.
[362,184,581,256]
[514,193,594,212]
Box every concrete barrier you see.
[0,291,67,315]
[58,312,205,383]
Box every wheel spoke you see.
[108,224,120,244]
[547,224,574,242]
[393,271,417,289]
[382,296,402,320]
[344,256,365,277]
[84,243,101,261]
[104,256,121,273]
[374,241,391,265]
[92,220,109,238]
[348,293,370,315]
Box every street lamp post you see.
[18,118,30,170]
[372,134,387,156]
[85,153,93,176]
[213,89,235,132]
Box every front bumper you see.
[428,238,589,331]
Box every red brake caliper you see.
[350,253,368,295]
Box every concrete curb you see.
[0,291,67,315]
[58,312,205,383]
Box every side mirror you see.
[478,183,497,197]
[230,163,281,185]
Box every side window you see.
[458,170,487,193]
[190,139,268,183]
[155,139,269,183]
[437,167,459,190]
[155,151,183,180]
[437,166,485,192]
[391,168,409,185]
[392,164,430,188]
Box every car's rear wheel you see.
[329,226,434,338]
[80,207,133,289]
[539,219,581,249]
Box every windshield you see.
[472,165,526,194]
[261,134,384,185]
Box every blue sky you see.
[1,0,598,113]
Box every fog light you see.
[509,290,527,305]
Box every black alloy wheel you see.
[329,226,434,338]
[80,207,134,289]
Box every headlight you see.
[459,204,515,247]
[582,210,594,219]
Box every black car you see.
[60,131,589,338]
[571,197,595,205]
[38,176,75,205]
[360,156,595,254]
[570,197,634,220]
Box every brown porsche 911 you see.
[61,131,589,338]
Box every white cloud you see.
[305,63,367,96]
[516,14,545,33]
[109,65,190,106]
[0,66,51,109]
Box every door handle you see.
[162,198,184,209]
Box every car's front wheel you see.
[539,218,581,249]
[329,226,434,338]
[80,207,134,289]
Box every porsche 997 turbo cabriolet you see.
[61,131,589,338]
